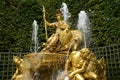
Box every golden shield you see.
[59,29,73,46]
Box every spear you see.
[43,6,48,41]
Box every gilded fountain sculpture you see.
[11,5,106,80]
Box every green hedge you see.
[0,0,120,52]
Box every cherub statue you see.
[65,48,106,80]
[11,56,23,80]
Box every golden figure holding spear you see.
[42,6,72,52]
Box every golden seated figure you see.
[41,7,83,53]
[11,56,23,80]
[65,48,106,80]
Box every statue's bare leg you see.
[42,34,58,51]
[15,74,23,80]
[84,72,98,80]
[74,74,85,80]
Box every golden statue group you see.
[11,6,106,80]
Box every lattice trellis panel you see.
[0,44,120,80]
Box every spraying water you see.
[77,11,91,48]
[57,70,69,80]
[30,20,39,53]
[60,2,71,23]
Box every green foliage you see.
[0,0,120,52]
[0,0,44,52]
[86,0,120,46]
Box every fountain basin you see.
[21,52,67,80]
[23,52,66,69]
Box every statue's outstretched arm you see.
[46,22,56,27]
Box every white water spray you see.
[30,20,39,53]
[77,11,91,48]
[57,70,69,80]
[60,2,71,23]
